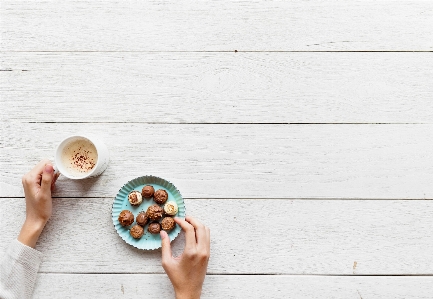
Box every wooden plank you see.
[2,52,433,123]
[2,198,433,274]
[2,123,433,199]
[33,274,433,298]
[1,1,432,51]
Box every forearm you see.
[1,160,54,298]
[17,219,46,249]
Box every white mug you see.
[54,134,109,179]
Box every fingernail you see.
[44,164,53,173]
[160,231,167,240]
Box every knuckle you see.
[185,249,197,259]
[42,176,51,183]
[199,252,208,261]
[161,260,169,269]
[21,175,29,185]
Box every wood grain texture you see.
[2,198,433,274]
[1,1,433,51]
[2,123,433,199]
[2,52,433,123]
[33,274,433,299]
[2,0,432,294]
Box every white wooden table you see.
[1,1,433,298]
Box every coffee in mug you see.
[55,135,109,179]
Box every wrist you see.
[175,295,200,299]
[175,290,201,299]
[17,218,46,248]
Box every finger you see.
[29,160,52,188]
[185,216,206,233]
[40,164,54,194]
[174,217,197,249]
[22,160,50,192]
[185,216,207,247]
[29,159,51,178]
[160,230,173,270]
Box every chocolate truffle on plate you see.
[154,189,168,204]
[148,222,161,234]
[118,210,134,227]
[128,190,143,206]
[163,201,178,216]
[146,204,164,221]
[141,185,155,199]
[161,217,176,231]
[136,212,148,227]
[130,224,144,239]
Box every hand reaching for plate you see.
[160,216,210,299]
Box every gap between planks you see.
[35,272,433,277]
[23,122,433,125]
[1,51,433,53]
[3,197,433,201]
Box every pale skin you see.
[18,159,58,248]
[160,217,211,299]
[18,160,210,298]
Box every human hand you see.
[160,216,210,299]
[18,160,59,248]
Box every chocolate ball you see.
[128,190,143,206]
[148,222,161,234]
[161,217,176,231]
[141,185,155,199]
[146,204,164,221]
[118,210,134,227]
[154,189,168,205]
[130,224,144,239]
[164,201,178,216]
[136,212,148,227]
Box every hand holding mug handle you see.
[18,160,59,248]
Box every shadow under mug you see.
[54,135,109,179]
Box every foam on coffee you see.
[61,138,98,177]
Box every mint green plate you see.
[112,175,185,250]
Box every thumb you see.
[160,230,172,268]
[41,164,54,194]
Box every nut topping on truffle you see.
[161,217,176,231]
[130,224,144,239]
[163,201,178,216]
[118,210,134,227]
[154,189,168,205]
[146,204,164,221]
[128,190,143,206]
